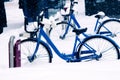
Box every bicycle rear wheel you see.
[96,19,120,45]
[78,35,120,61]
[20,38,52,67]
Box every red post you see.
[14,39,21,67]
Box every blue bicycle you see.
[50,0,120,40]
[20,10,120,66]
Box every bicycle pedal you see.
[59,35,65,39]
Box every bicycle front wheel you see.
[78,35,119,61]
[50,21,75,40]
[96,19,120,45]
[20,38,52,67]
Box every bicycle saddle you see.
[72,28,87,35]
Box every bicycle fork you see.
[28,30,42,62]
[60,24,70,39]
[27,39,40,62]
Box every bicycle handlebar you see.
[24,7,49,33]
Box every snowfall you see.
[0,0,120,80]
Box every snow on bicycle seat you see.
[72,28,87,35]
[95,11,105,19]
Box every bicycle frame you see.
[60,11,101,39]
[29,23,100,62]
[36,25,81,62]
[60,10,120,39]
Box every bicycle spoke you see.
[78,36,119,61]
[20,39,51,67]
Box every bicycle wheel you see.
[20,38,52,67]
[96,19,120,45]
[78,35,120,61]
[50,21,75,40]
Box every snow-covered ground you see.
[0,0,120,80]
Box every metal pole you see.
[8,36,15,68]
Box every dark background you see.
[85,0,120,18]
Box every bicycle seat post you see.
[94,17,100,32]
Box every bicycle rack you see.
[9,36,21,68]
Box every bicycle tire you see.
[96,19,120,45]
[78,35,120,61]
[20,38,52,66]
[50,21,75,40]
